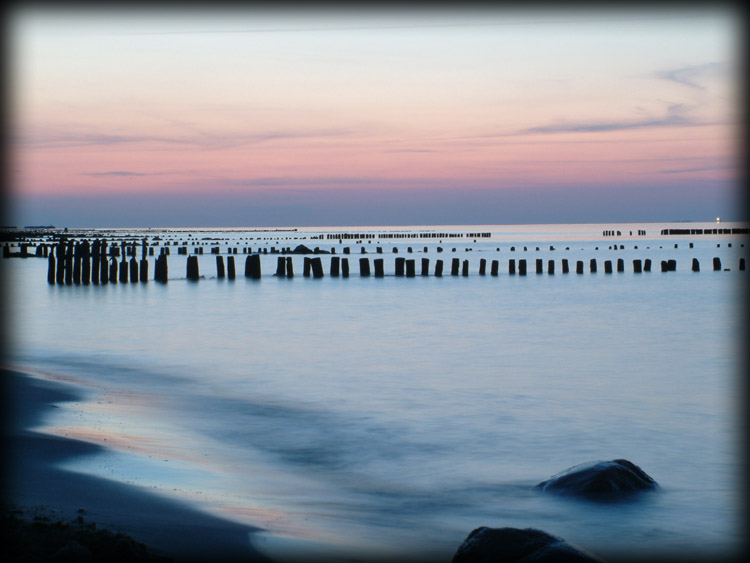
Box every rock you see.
[452,527,602,563]
[535,459,658,501]
[291,244,314,254]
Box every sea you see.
[3,222,747,562]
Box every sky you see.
[6,6,743,227]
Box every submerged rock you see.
[290,244,314,254]
[535,459,658,501]
[452,526,603,563]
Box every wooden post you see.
[617,258,624,272]
[490,260,499,276]
[395,257,405,276]
[435,259,443,277]
[590,258,597,273]
[668,259,676,271]
[227,256,235,279]
[633,259,642,273]
[65,242,74,285]
[604,260,612,274]
[245,254,261,278]
[341,258,349,277]
[660,260,668,272]
[518,259,526,276]
[576,260,583,274]
[81,241,91,285]
[303,257,311,277]
[47,253,56,284]
[91,240,100,285]
[330,256,340,276]
[140,259,149,282]
[374,258,385,277]
[692,258,700,272]
[509,259,516,275]
[562,259,569,274]
[421,257,430,276]
[535,258,543,274]
[713,257,721,271]
[479,258,486,275]
[311,257,324,278]
[451,258,460,276]
[100,242,109,284]
[547,259,555,274]
[217,256,226,278]
[128,257,137,282]
[644,258,652,272]
[110,258,118,283]
[462,259,469,276]
[740,258,745,271]
[406,259,416,277]
[285,257,293,278]
[187,255,200,280]
[359,257,371,276]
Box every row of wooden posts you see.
[46,251,745,285]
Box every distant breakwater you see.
[2,231,746,285]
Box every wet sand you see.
[2,368,271,562]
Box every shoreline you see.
[2,368,271,563]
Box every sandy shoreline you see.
[2,367,272,562]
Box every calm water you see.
[4,222,747,561]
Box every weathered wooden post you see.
[479,258,486,275]
[490,260,499,276]
[633,259,642,273]
[692,258,700,272]
[667,259,676,271]
[227,256,235,279]
[100,242,109,284]
[311,257,324,278]
[740,258,745,271]
[518,259,527,276]
[128,257,137,282]
[374,258,385,277]
[462,260,469,277]
[435,259,443,277]
[140,258,148,282]
[359,257,371,276]
[341,258,349,277]
[110,258,119,283]
[548,259,555,274]
[395,257,405,276]
[604,260,612,274]
[155,254,168,283]
[406,259,416,277]
[274,256,285,277]
[421,257,430,276]
[535,259,543,274]
[617,258,624,272]
[64,242,74,285]
[509,259,516,275]
[217,256,226,278]
[284,257,293,278]
[245,254,261,279]
[303,257,311,277]
[187,255,200,281]
[644,258,652,272]
[576,260,584,274]
[81,240,91,285]
[660,260,668,272]
[450,258,459,276]
[713,257,721,271]
[330,256,340,276]
[47,252,56,284]
[91,240,100,285]
[590,258,597,273]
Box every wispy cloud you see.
[655,62,727,90]
[17,128,352,150]
[81,171,155,177]
[659,163,735,174]
[517,103,704,135]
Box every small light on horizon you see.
[716,217,721,223]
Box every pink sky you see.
[8,8,741,226]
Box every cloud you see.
[518,103,702,135]
[659,163,735,174]
[81,171,154,177]
[655,62,728,90]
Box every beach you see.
[3,368,270,563]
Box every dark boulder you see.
[452,527,602,563]
[535,459,658,501]
[291,244,314,254]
